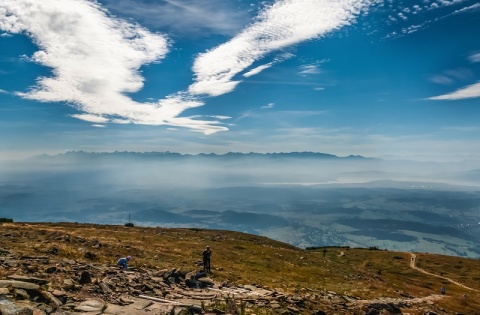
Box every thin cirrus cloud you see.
[428,82,480,100]
[188,0,376,97]
[428,54,479,100]
[1,0,375,134]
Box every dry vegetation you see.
[1,222,479,314]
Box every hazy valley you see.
[1,152,479,258]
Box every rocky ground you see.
[0,246,455,315]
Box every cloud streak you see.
[428,82,480,100]
[188,0,375,97]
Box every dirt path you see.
[410,253,479,293]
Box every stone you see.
[79,271,92,285]
[197,277,214,286]
[74,299,106,312]
[0,280,40,291]
[98,283,112,294]
[44,267,57,274]
[7,276,48,286]
[41,291,63,308]
[62,279,75,290]
[0,299,34,315]
[84,252,96,260]
[14,289,30,300]
[0,287,10,295]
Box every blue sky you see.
[0,0,479,161]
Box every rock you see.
[0,288,10,295]
[14,289,30,300]
[0,299,35,315]
[7,276,48,286]
[368,302,402,314]
[270,302,281,309]
[74,298,106,313]
[44,266,57,274]
[119,296,134,304]
[243,285,257,291]
[197,277,214,287]
[103,304,150,315]
[84,252,96,260]
[41,291,63,308]
[62,279,75,290]
[0,280,40,291]
[98,283,112,294]
[47,247,58,255]
[287,305,300,313]
[62,259,75,265]
[79,271,92,285]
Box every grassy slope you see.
[0,222,479,314]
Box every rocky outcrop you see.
[0,242,452,314]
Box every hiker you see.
[202,245,212,272]
[117,255,131,270]
[441,286,445,295]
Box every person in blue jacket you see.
[117,256,131,270]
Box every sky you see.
[0,0,479,161]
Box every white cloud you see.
[299,64,321,75]
[469,53,480,63]
[92,124,106,128]
[261,103,275,109]
[0,89,8,94]
[71,114,110,124]
[429,81,480,100]
[243,63,273,77]
[188,0,375,97]
[314,87,325,91]
[0,0,228,134]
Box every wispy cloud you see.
[0,89,8,94]
[188,0,375,97]
[469,52,480,63]
[243,63,274,78]
[428,81,480,100]
[299,64,321,75]
[261,103,275,110]
[430,75,453,85]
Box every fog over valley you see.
[1,152,479,258]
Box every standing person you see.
[202,246,212,272]
[117,255,131,271]
[441,286,445,295]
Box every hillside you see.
[0,222,479,314]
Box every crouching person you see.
[117,255,131,270]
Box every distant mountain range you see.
[29,151,377,162]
